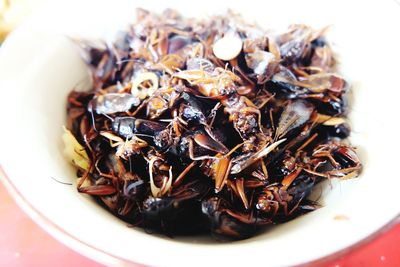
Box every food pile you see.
[64,9,361,239]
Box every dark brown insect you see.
[64,9,361,240]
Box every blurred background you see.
[0,0,40,41]
[0,1,399,266]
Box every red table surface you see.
[0,181,399,267]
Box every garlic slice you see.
[62,126,91,171]
[131,72,159,99]
[213,34,243,61]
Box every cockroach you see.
[89,93,141,115]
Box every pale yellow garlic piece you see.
[212,34,243,61]
[62,126,91,171]
[315,113,347,126]
[322,117,347,126]
[131,72,159,100]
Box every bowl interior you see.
[0,0,399,266]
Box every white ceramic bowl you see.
[1,0,400,266]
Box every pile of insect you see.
[63,9,361,240]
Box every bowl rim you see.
[1,1,400,265]
[1,163,399,266]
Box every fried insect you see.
[64,9,362,240]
